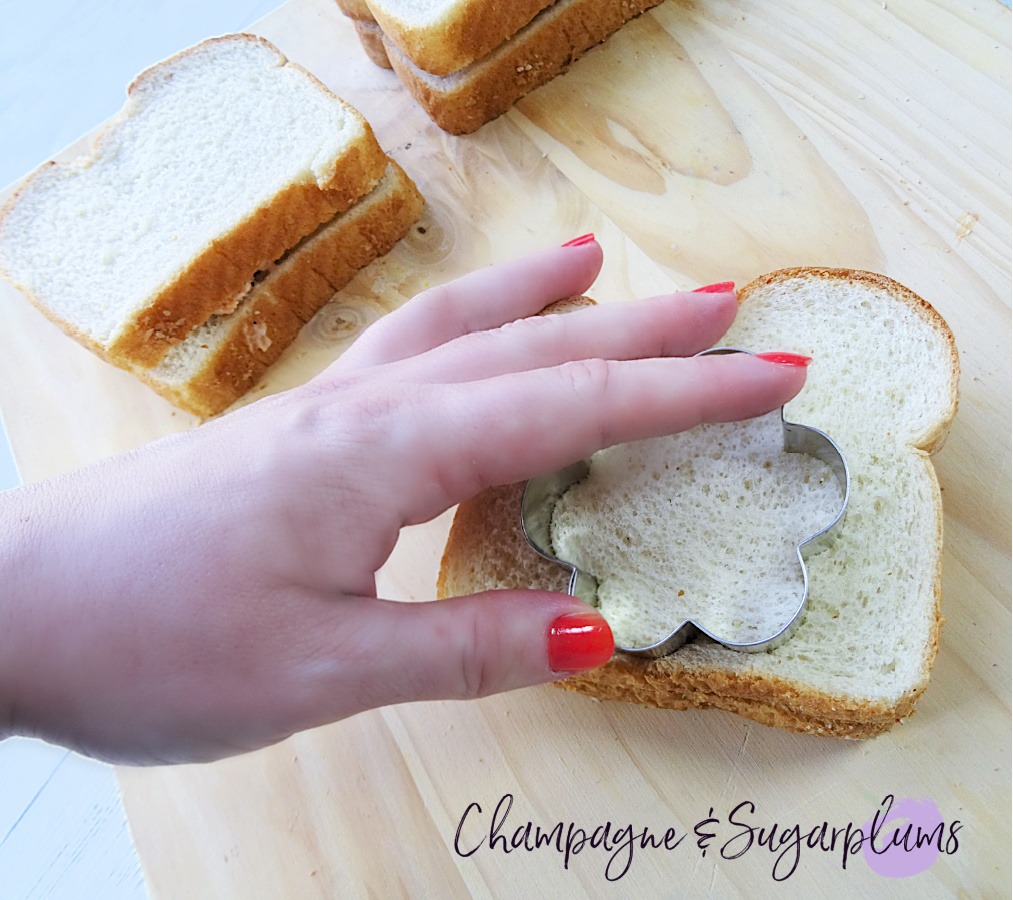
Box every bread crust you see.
[335,0,376,20]
[141,163,424,418]
[108,137,388,369]
[0,34,389,370]
[364,0,666,134]
[361,0,558,76]
[437,270,959,738]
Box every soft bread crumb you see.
[551,410,844,648]
[245,321,271,353]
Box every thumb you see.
[331,592,614,712]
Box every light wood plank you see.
[0,0,1007,894]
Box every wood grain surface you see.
[0,0,1008,895]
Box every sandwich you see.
[438,268,959,738]
[336,0,668,134]
[0,34,423,418]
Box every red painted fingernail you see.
[548,612,614,673]
[755,351,813,367]
[692,281,736,293]
[561,233,596,248]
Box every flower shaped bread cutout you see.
[521,349,850,658]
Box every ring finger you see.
[398,289,738,385]
[334,240,604,370]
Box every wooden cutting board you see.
[0,0,1008,895]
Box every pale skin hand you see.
[0,241,806,765]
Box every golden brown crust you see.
[377,0,666,134]
[108,137,389,369]
[335,0,375,20]
[142,164,424,418]
[437,269,959,738]
[555,674,898,739]
[115,36,390,367]
[364,0,557,77]
[139,291,306,418]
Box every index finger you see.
[387,352,811,525]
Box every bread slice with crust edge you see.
[0,34,389,371]
[338,0,559,76]
[140,162,423,418]
[350,0,666,134]
[437,270,959,738]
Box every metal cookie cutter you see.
[521,347,851,658]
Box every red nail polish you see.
[548,612,614,673]
[561,233,596,248]
[692,281,736,293]
[755,351,813,367]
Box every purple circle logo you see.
[861,795,944,878]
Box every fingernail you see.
[548,611,614,674]
[692,281,736,293]
[755,351,813,367]
[561,233,596,248]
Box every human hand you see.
[0,239,808,764]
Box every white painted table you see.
[0,4,281,896]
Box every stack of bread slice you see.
[0,35,423,418]
[336,0,667,133]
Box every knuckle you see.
[414,283,453,314]
[348,388,404,427]
[456,610,504,700]
[419,283,481,336]
[560,357,613,402]
[345,378,428,431]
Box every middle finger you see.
[399,289,739,384]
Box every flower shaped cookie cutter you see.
[521,348,851,658]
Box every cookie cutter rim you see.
[520,347,851,658]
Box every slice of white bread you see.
[0,34,388,370]
[438,270,960,738]
[141,162,423,418]
[339,0,558,76]
[347,0,666,134]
